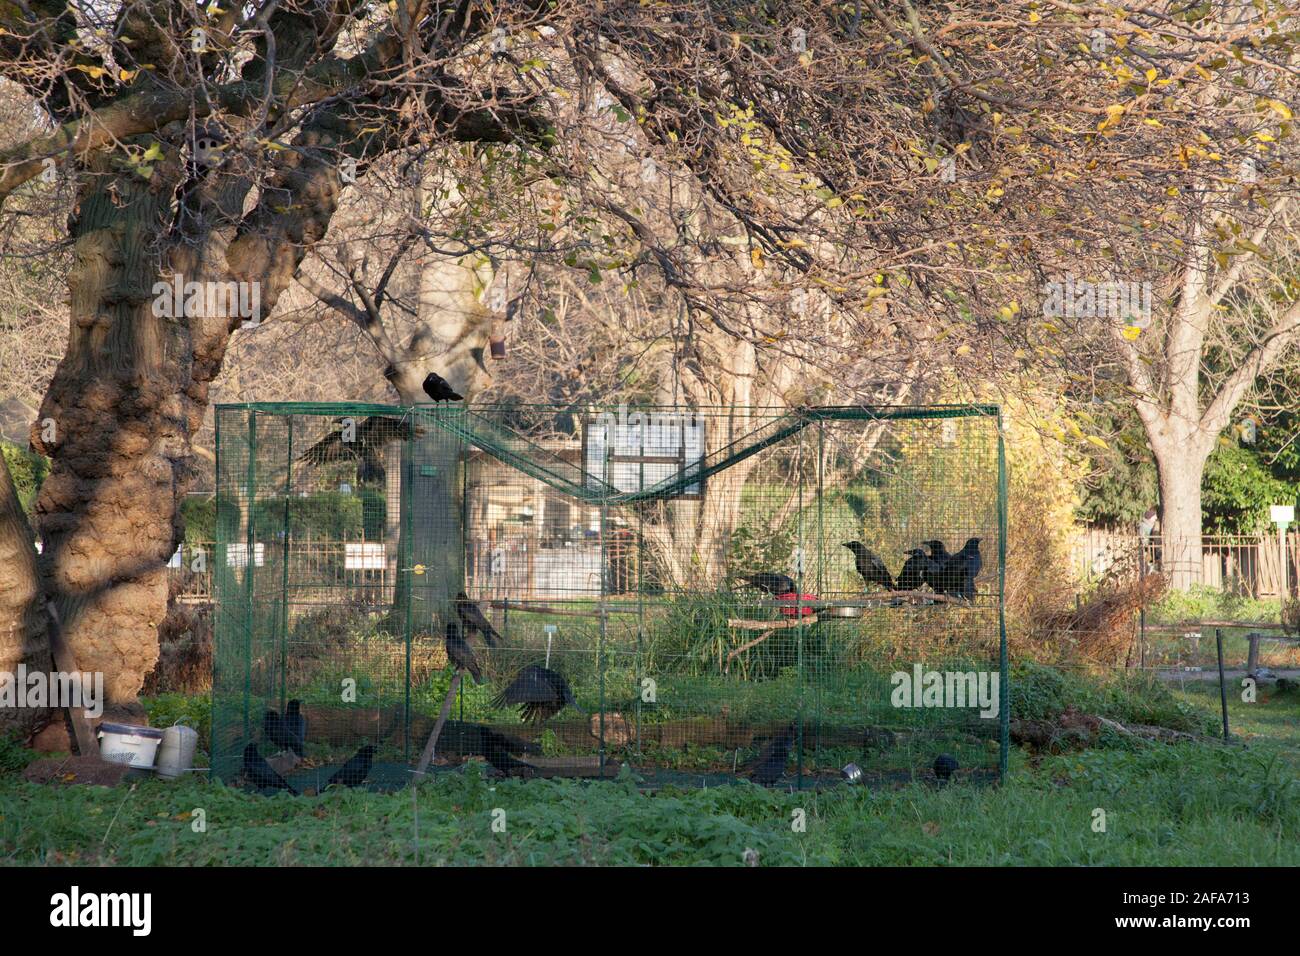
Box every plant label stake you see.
[544,624,557,668]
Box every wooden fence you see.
[1073,529,1300,598]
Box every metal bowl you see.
[826,604,864,618]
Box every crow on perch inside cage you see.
[943,538,983,601]
[445,621,484,684]
[739,572,797,595]
[493,664,584,723]
[297,415,415,484]
[897,548,933,592]
[455,592,502,647]
[842,541,895,591]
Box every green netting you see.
[212,403,1008,792]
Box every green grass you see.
[3,674,1295,866]
[1,740,1295,865]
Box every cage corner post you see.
[242,407,259,763]
[996,406,1010,782]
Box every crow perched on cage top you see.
[739,572,797,595]
[933,753,959,784]
[326,744,377,788]
[493,664,584,723]
[297,414,414,484]
[455,592,502,647]
[422,372,463,402]
[242,743,298,794]
[842,541,895,591]
[445,621,484,684]
[896,548,932,591]
[748,723,796,787]
[940,538,982,601]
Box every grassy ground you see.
[2,676,1296,866]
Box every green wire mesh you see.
[212,403,1008,792]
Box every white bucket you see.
[155,721,200,779]
[97,722,164,769]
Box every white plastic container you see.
[97,722,164,769]
[155,722,200,779]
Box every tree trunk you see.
[28,168,187,713]
[0,451,53,740]
[1152,441,1207,591]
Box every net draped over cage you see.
[211,402,1009,792]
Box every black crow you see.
[242,743,297,794]
[445,621,484,684]
[921,539,951,593]
[748,723,796,787]
[493,664,584,723]
[941,537,982,601]
[933,753,959,784]
[455,592,502,647]
[297,415,414,484]
[283,699,306,756]
[326,744,377,789]
[739,572,797,595]
[423,372,463,402]
[478,726,536,776]
[897,548,932,591]
[263,710,296,755]
[842,541,895,591]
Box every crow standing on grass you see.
[242,744,298,794]
[842,541,895,591]
[326,744,377,789]
[933,753,959,785]
[264,701,306,756]
[455,592,502,647]
[283,700,306,756]
[445,621,484,684]
[493,664,584,723]
[478,726,537,776]
[423,372,463,402]
[748,723,796,787]
[739,572,797,595]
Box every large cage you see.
[211,402,1008,791]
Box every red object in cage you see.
[776,591,818,617]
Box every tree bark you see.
[0,451,54,740]
[1151,440,1207,592]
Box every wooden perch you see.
[487,601,636,618]
[726,615,819,630]
[414,671,462,776]
[724,615,818,674]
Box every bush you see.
[1,440,47,518]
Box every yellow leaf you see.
[1267,99,1293,120]
[1121,325,1142,341]
[1145,68,1157,83]
[750,247,764,270]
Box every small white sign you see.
[226,543,265,568]
[1270,505,1294,525]
[345,543,386,570]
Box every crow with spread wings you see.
[297,415,416,484]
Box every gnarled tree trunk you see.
[0,450,53,739]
